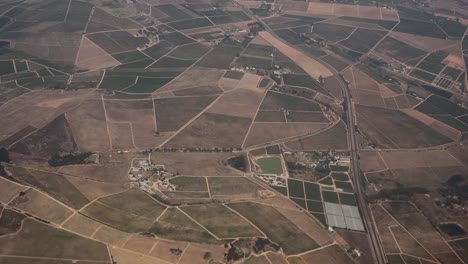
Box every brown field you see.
[370,204,401,254]
[384,201,455,255]
[284,121,348,150]
[9,114,77,158]
[383,97,398,109]
[334,4,358,17]
[300,244,353,264]
[0,177,27,204]
[244,122,329,147]
[336,229,374,264]
[389,32,458,53]
[66,96,111,151]
[59,164,130,183]
[356,105,452,149]
[379,85,400,98]
[354,90,386,108]
[390,225,434,260]
[402,109,461,140]
[266,252,289,264]
[0,91,87,141]
[164,112,252,149]
[218,77,241,91]
[108,122,135,149]
[178,243,226,264]
[123,234,158,255]
[62,213,102,237]
[324,18,385,31]
[379,150,459,169]
[11,189,73,224]
[359,151,387,173]
[0,218,110,262]
[104,99,160,148]
[154,95,218,132]
[447,144,468,165]
[171,84,223,96]
[306,3,334,16]
[358,6,382,19]
[366,169,399,190]
[92,225,131,247]
[64,176,128,201]
[150,152,242,176]
[393,95,412,109]
[259,31,333,79]
[381,8,399,21]
[111,247,167,264]
[323,76,343,100]
[76,37,119,70]
[276,207,333,246]
[433,252,464,264]
[150,239,188,264]
[207,82,265,119]
[158,67,225,92]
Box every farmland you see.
[0,0,467,263]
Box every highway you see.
[237,3,387,263]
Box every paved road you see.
[237,4,387,263]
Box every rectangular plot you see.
[304,182,321,201]
[306,200,324,213]
[322,191,339,203]
[287,178,305,198]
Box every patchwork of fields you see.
[0,0,467,263]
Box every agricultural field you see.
[0,0,467,263]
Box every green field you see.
[304,182,321,201]
[257,157,283,175]
[288,179,305,198]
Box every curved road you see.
[237,3,387,263]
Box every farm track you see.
[238,3,387,263]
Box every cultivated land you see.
[0,0,467,263]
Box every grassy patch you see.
[330,165,349,172]
[257,157,283,175]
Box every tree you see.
[0,148,10,163]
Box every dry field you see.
[157,66,225,92]
[298,244,354,264]
[356,105,452,149]
[66,95,111,151]
[0,90,87,142]
[150,152,242,176]
[244,122,329,147]
[284,121,348,150]
[259,31,333,79]
[76,36,120,70]
[58,164,130,184]
[389,32,459,53]
[11,189,73,224]
[0,177,27,204]
[359,151,387,173]
[62,213,102,237]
